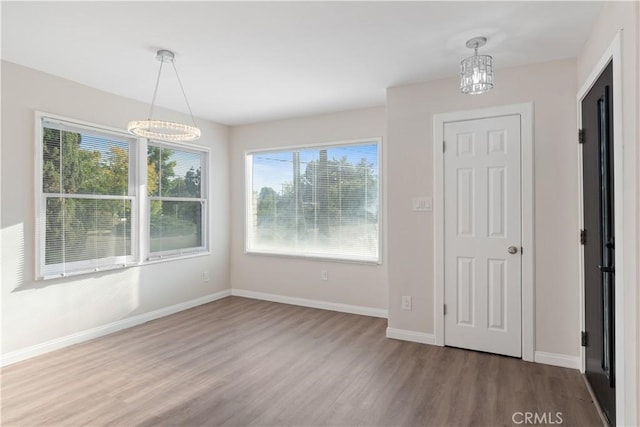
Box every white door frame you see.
[576,31,637,425]
[433,103,535,362]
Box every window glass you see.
[40,118,135,278]
[37,115,211,279]
[148,143,206,256]
[247,141,380,262]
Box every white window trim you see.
[35,112,211,280]
[244,137,382,264]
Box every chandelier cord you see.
[148,59,165,120]
[171,61,198,128]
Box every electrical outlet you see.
[321,269,328,281]
[402,296,412,311]
[202,271,209,282]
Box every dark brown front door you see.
[581,60,615,426]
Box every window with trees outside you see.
[147,142,207,258]
[37,114,209,279]
[39,117,137,278]
[246,139,380,263]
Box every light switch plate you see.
[412,197,432,212]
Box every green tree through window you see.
[37,115,210,279]
[41,120,133,274]
[147,144,205,254]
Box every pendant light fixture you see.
[460,37,494,95]
[128,49,201,142]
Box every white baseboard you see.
[1,289,231,367]
[386,327,437,345]
[534,351,580,370]
[231,289,388,319]
[384,332,579,370]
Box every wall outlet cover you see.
[412,197,432,212]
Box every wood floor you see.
[2,296,601,426]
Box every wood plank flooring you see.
[2,296,601,426]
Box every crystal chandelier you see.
[128,49,201,142]
[460,37,494,95]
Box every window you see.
[246,139,380,263]
[38,117,137,278]
[36,113,210,279]
[147,142,207,257]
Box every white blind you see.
[247,141,380,262]
[148,143,206,255]
[40,118,135,278]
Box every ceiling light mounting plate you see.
[156,49,175,63]
[465,37,487,50]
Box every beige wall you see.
[1,61,231,355]
[229,107,388,311]
[386,59,580,357]
[576,2,639,424]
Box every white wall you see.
[386,59,580,358]
[229,107,388,312]
[576,2,639,424]
[1,61,231,357]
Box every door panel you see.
[488,167,506,238]
[456,257,475,325]
[488,259,506,330]
[582,60,615,426]
[444,115,522,357]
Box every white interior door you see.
[444,115,522,357]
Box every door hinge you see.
[443,304,447,315]
[578,128,585,144]
[581,331,588,347]
[580,229,587,245]
[443,140,446,153]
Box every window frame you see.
[35,112,211,280]
[244,137,382,264]
[144,139,210,261]
[35,112,139,279]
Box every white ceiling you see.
[2,1,603,126]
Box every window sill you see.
[37,251,212,280]
[244,249,381,266]
[143,251,211,266]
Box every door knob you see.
[508,246,519,254]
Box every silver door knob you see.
[508,246,519,254]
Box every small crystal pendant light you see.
[460,37,494,95]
